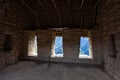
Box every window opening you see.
[51,36,63,57]
[79,37,92,59]
[28,34,38,57]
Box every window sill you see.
[28,53,37,57]
[79,54,93,59]
[51,54,64,58]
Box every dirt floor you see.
[0,61,114,80]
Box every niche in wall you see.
[109,34,117,58]
[4,34,12,52]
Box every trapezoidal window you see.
[28,32,38,57]
[79,36,93,59]
[51,36,63,57]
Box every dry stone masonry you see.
[0,0,119,80]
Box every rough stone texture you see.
[0,3,25,68]
[96,0,120,80]
[0,0,119,80]
[0,61,114,80]
[21,29,101,64]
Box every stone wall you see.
[22,29,101,64]
[0,1,120,79]
[96,0,120,80]
[0,1,26,68]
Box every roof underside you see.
[1,0,100,30]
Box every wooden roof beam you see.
[81,0,84,8]
[92,0,101,28]
[20,0,41,27]
[80,0,84,28]
[68,0,73,26]
[95,0,101,8]
[51,0,62,27]
[11,0,32,29]
[37,0,51,26]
